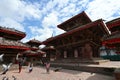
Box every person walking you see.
[28,62,33,73]
[45,62,50,73]
[16,53,24,73]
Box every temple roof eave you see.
[26,39,42,45]
[103,31,120,40]
[0,45,30,50]
[0,38,29,47]
[21,49,46,57]
[106,17,120,29]
[0,27,26,39]
[103,38,120,45]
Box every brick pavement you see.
[0,66,114,80]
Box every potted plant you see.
[114,68,120,80]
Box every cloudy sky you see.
[0,0,120,42]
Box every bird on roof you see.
[0,54,4,62]
[1,63,13,75]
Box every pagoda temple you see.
[0,26,45,64]
[102,18,120,54]
[42,11,111,63]
[26,39,42,50]
[0,26,29,63]
[41,46,55,62]
[25,39,46,65]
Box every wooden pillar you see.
[82,43,93,59]
[74,49,78,58]
[78,47,82,58]
[56,50,62,59]
[93,46,100,57]
[64,51,67,58]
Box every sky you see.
[0,0,120,43]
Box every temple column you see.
[74,49,78,58]
[78,47,82,58]
[82,43,93,59]
[56,51,61,59]
[94,46,100,57]
[64,51,67,58]
[81,47,84,59]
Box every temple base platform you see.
[51,58,110,64]
[50,59,120,75]
[79,58,110,64]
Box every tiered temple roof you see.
[0,27,29,54]
[0,26,46,64]
[42,11,120,60]
[43,19,110,45]
[0,26,26,40]
[26,39,42,45]
[24,39,45,56]
[26,39,42,50]
[102,18,120,53]
[57,11,92,31]
[106,18,120,32]
[0,37,27,47]
[43,12,120,55]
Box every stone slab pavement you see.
[0,66,114,80]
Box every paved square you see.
[0,66,114,80]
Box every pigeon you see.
[16,53,20,60]
[2,76,8,80]
[91,72,94,75]
[1,63,13,75]
[12,75,17,80]
[29,67,33,73]
[54,67,62,72]
[0,54,4,62]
